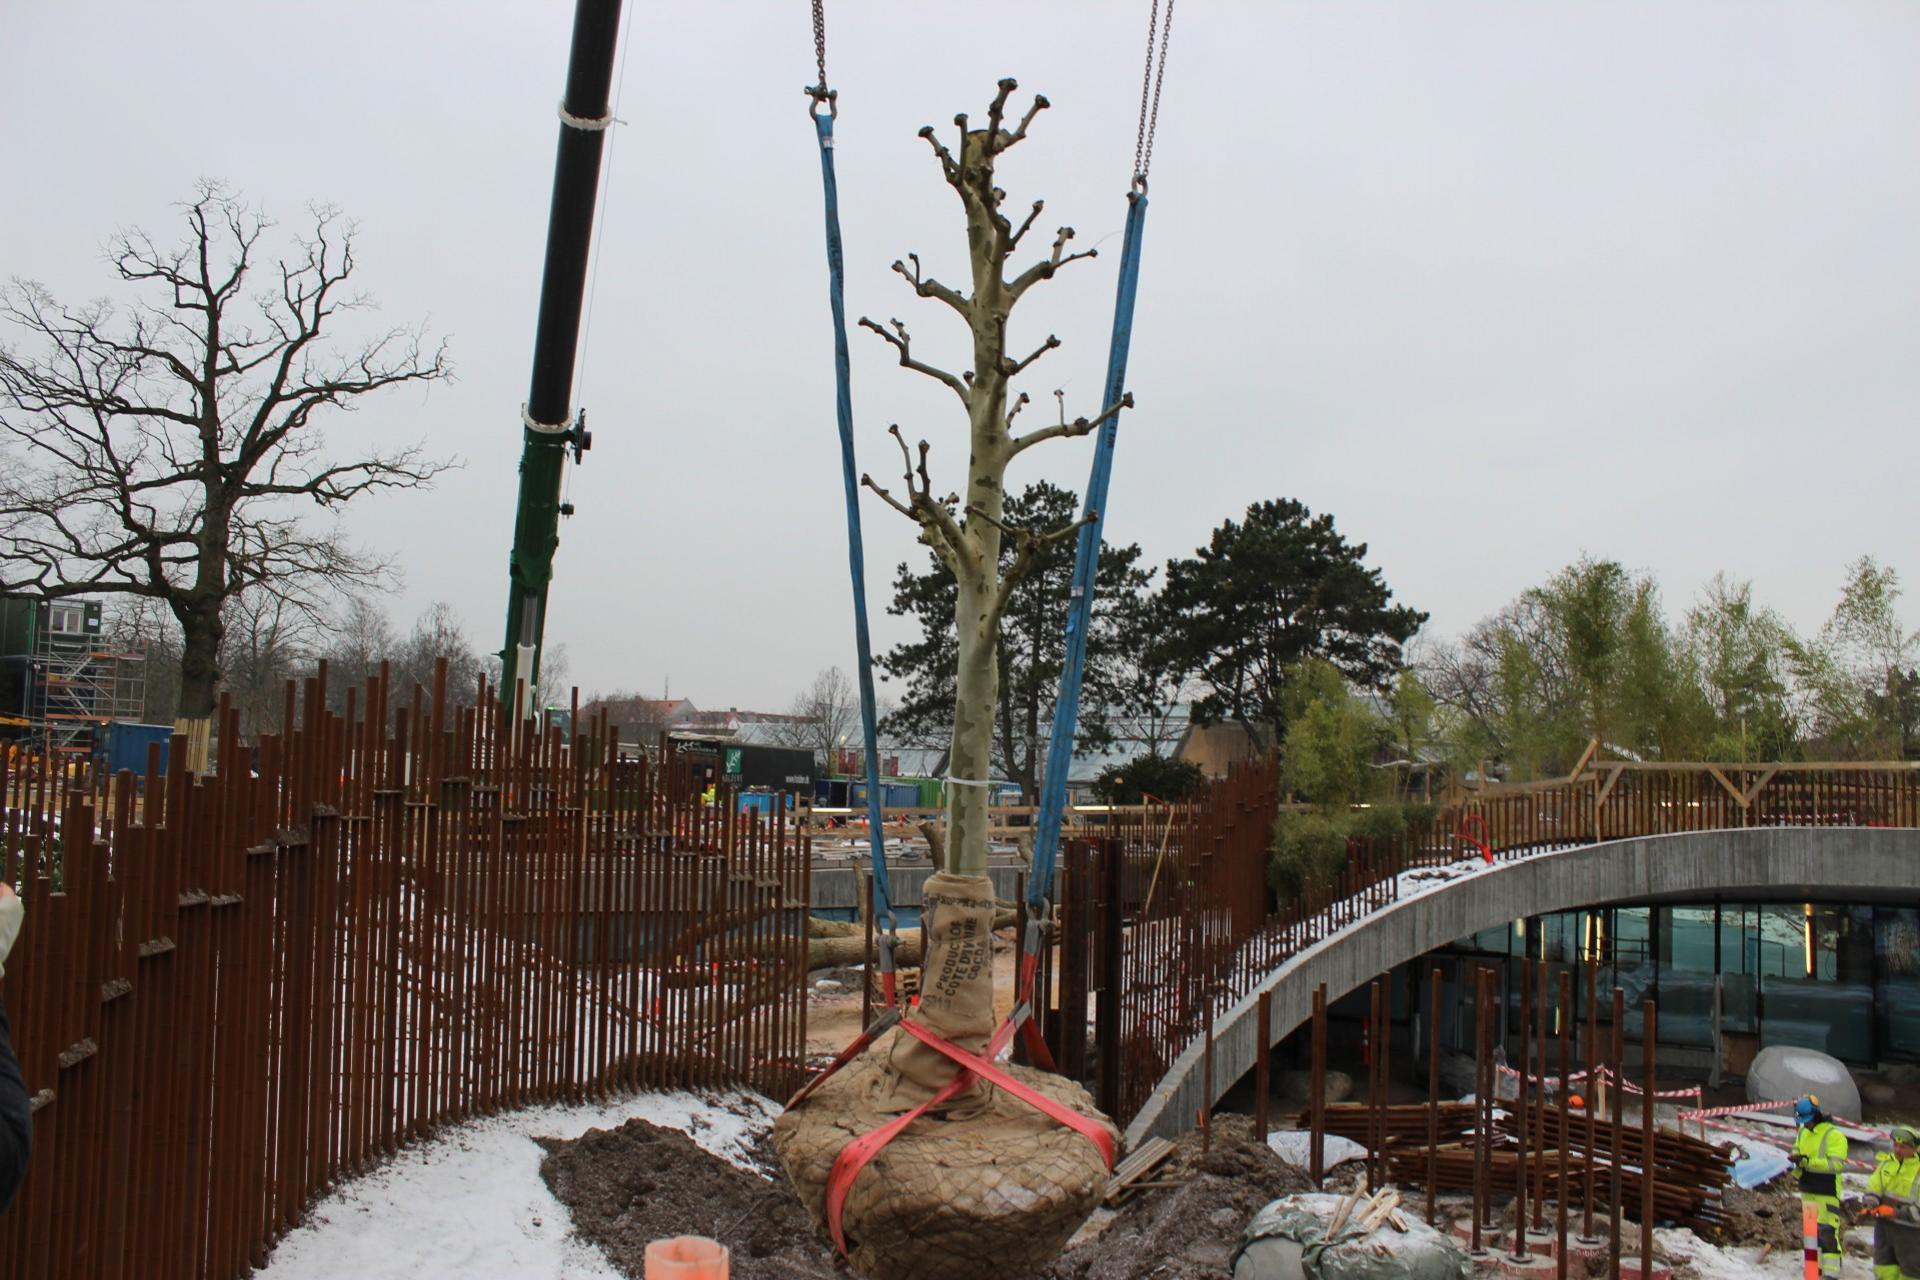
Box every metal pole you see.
[1557,968,1571,1280]
[1584,960,1598,1241]
[1254,989,1272,1141]
[1201,995,1215,1153]
[1380,969,1393,1149]
[1610,987,1624,1280]
[1640,1000,1657,1275]
[1535,954,1550,1231]
[500,0,624,712]
[1472,966,1489,1256]
[1428,964,1441,1227]
[1514,957,1532,1261]
[1311,982,1327,1186]
[1368,979,1382,1188]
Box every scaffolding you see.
[0,598,148,757]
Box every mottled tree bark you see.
[860,80,1130,881]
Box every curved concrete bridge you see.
[1123,826,1920,1145]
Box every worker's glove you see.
[1792,1154,1809,1169]
[0,890,20,981]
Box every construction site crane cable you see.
[1026,0,1175,919]
[793,0,1175,1262]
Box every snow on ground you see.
[1655,1225,1893,1278]
[255,1090,781,1280]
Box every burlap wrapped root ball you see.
[774,873,1118,1280]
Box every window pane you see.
[1879,908,1920,1063]
[1657,906,1717,1047]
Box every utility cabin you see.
[0,594,149,757]
[666,733,817,808]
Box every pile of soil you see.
[1714,1179,1804,1252]
[1043,1116,1314,1280]
[539,1118,837,1279]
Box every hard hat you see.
[1795,1096,1819,1126]
[1892,1124,1919,1147]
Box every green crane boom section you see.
[501,0,624,716]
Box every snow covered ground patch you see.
[256,1090,781,1280]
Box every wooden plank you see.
[1741,765,1781,807]
[1704,766,1747,810]
[1104,1135,1177,1206]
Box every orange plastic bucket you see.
[644,1235,730,1279]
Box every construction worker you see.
[1794,1095,1851,1277]
[1855,1124,1920,1280]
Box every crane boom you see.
[500,0,625,716]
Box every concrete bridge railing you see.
[1121,826,1920,1145]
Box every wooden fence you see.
[1042,760,1920,1125]
[0,664,812,1280]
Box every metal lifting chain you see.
[1133,0,1176,186]
[811,0,829,94]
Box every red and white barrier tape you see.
[1678,1097,1797,1121]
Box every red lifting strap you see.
[821,1006,1116,1256]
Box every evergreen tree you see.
[1159,499,1425,750]
[876,480,1150,800]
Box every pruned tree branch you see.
[857,316,970,403]
[861,425,972,577]
[1010,225,1098,300]
[892,254,970,319]
[1008,200,1045,251]
[1003,334,1061,378]
[917,125,959,184]
[1008,392,1134,458]
[967,501,1098,632]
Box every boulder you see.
[1746,1045,1861,1121]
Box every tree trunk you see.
[950,573,1001,877]
[175,600,225,720]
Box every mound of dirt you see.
[1714,1179,1803,1252]
[1042,1116,1314,1280]
[539,1117,837,1279]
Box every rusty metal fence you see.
[0,663,811,1280]
[1043,760,1920,1126]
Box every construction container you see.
[99,721,172,779]
[0,597,38,658]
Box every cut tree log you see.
[808,909,1018,971]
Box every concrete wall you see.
[1124,826,1920,1145]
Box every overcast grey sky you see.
[5,1,1918,711]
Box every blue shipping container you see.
[99,721,172,781]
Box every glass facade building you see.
[1443,900,1920,1066]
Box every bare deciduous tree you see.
[0,181,453,719]
[766,666,860,769]
[858,80,1129,879]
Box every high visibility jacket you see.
[1869,1153,1920,1204]
[1796,1121,1851,1199]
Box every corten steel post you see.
[1254,989,1272,1140]
[1640,1000,1657,1275]
[1428,964,1442,1226]
[1535,955,1550,1231]
[861,871,874,1029]
[1379,973,1392,1175]
[501,0,624,714]
[1557,969,1572,1280]
[1513,957,1532,1261]
[1610,987,1624,1280]
[1311,982,1327,1186]
[1584,962,1599,1241]
[1472,967,1490,1255]
[1368,980,1382,1187]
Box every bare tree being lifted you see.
[0,181,452,722]
[774,80,1127,1280]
